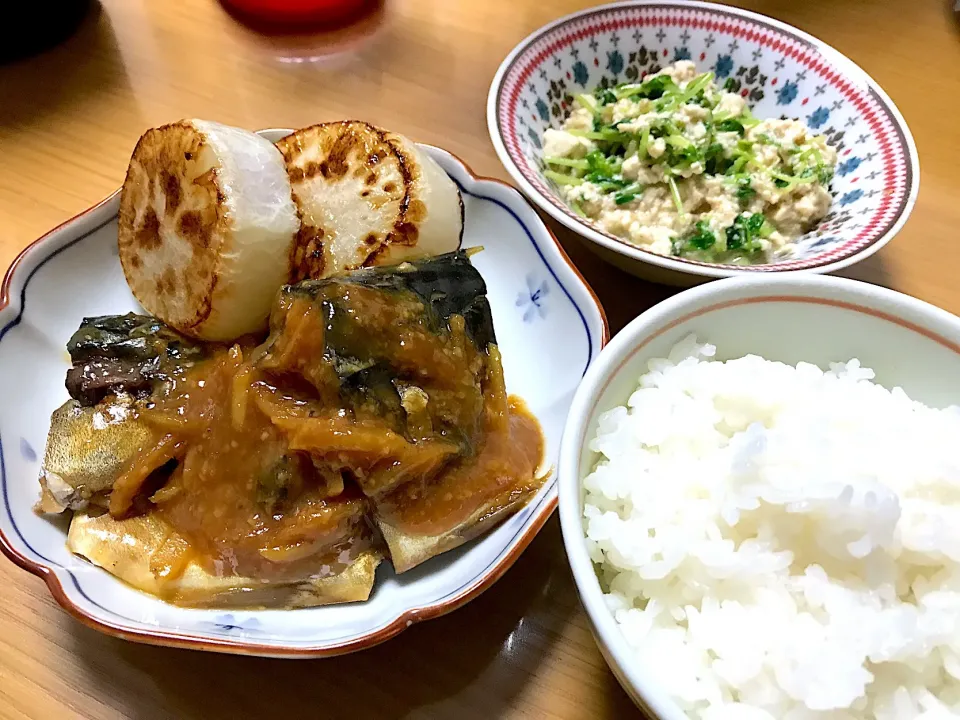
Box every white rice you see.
[582,335,960,719]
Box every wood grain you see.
[0,1,956,717]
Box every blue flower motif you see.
[527,128,541,149]
[713,54,734,78]
[839,189,864,206]
[535,98,549,122]
[606,50,624,77]
[20,438,36,463]
[516,275,549,323]
[572,60,589,87]
[806,106,830,129]
[673,47,692,62]
[836,157,862,177]
[776,80,798,105]
[204,614,262,635]
[809,235,839,250]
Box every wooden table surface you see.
[0,1,957,717]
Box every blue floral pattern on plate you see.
[516,275,549,323]
[713,54,733,78]
[19,438,36,463]
[840,189,864,206]
[201,614,263,636]
[806,106,830,129]
[572,60,589,87]
[776,80,798,105]
[837,157,862,177]
[606,50,623,77]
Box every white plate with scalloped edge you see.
[0,130,608,657]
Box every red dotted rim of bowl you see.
[495,3,915,272]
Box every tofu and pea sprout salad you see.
[541,61,838,265]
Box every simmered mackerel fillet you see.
[256,249,497,489]
[39,314,209,514]
[276,121,464,281]
[256,252,545,567]
[37,397,158,514]
[65,313,210,406]
[37,252,544,607]
[118,120,300,341]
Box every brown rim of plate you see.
[0,142,610,657]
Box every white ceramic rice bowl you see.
[558,274,960,716]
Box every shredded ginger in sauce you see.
[90,255,544,597]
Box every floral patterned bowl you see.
[0,131,608,657]
[487,1,919,285]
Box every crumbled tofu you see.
[648,137,667,158]
[542,61,837,263]
[687,122,708,142]
[657,59,697,84]
[678,104,710,123]
[716,92,747,118]
[564,107,594,132]
[542,129,594,159]
[621,154,663,184]
[611,98,650,123]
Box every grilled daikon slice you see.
[276,121,463,281]
[118,119,300,341]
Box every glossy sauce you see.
[111,280,545,590]
[140,349,371,582]
[377,399,543,536]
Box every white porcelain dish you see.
[558,274,960,716]
[488,1,920,285]
[0,130,608,657]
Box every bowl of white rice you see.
[558,275,960,719]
